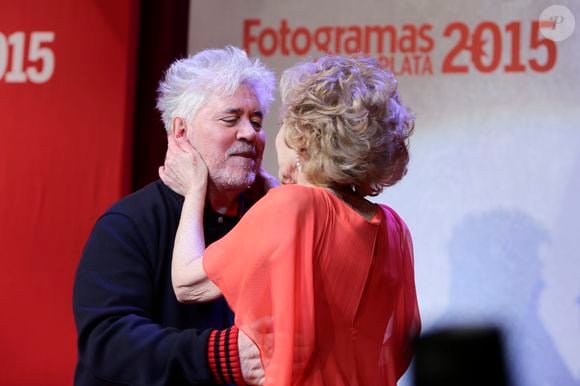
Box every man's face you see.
[187,84,265,192]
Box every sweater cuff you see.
[207,326,246,385]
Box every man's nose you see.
[236,118,258,141]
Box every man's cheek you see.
[257,132,266,154]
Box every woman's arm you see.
[172,191,221,303]
[159,135,221,303]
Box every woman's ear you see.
[171,117,187,139]
[298,148,308,161]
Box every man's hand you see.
[238,329,265,385]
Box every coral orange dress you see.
[204,184,420,386]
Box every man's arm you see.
[73,212,216,385]
[74,210,264,385]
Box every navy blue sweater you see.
[73,180,248,386]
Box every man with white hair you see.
[73,46,276,386]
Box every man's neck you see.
[206,182,242,216]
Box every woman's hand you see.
[159,134,208,197]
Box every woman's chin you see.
[280,175,295,185]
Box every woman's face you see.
[275,123,299,184]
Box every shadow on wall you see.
[433,209,578,386]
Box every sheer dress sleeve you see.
[204,185,320,385]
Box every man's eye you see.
[221,118,238,125]
[251,120,263,129]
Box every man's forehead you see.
[206,88,263,114]
[221,107,263,117]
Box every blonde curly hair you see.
[280,55,414,197]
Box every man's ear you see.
[170,117,187,139]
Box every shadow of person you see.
[433,209,578,386]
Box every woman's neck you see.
[326,186,377,221]
[295,177,377,221]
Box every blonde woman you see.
[161,55,420,386]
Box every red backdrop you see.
[0,1,138,384]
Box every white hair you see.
[156,46,276,132]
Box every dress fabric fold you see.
[204,184,421,386]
